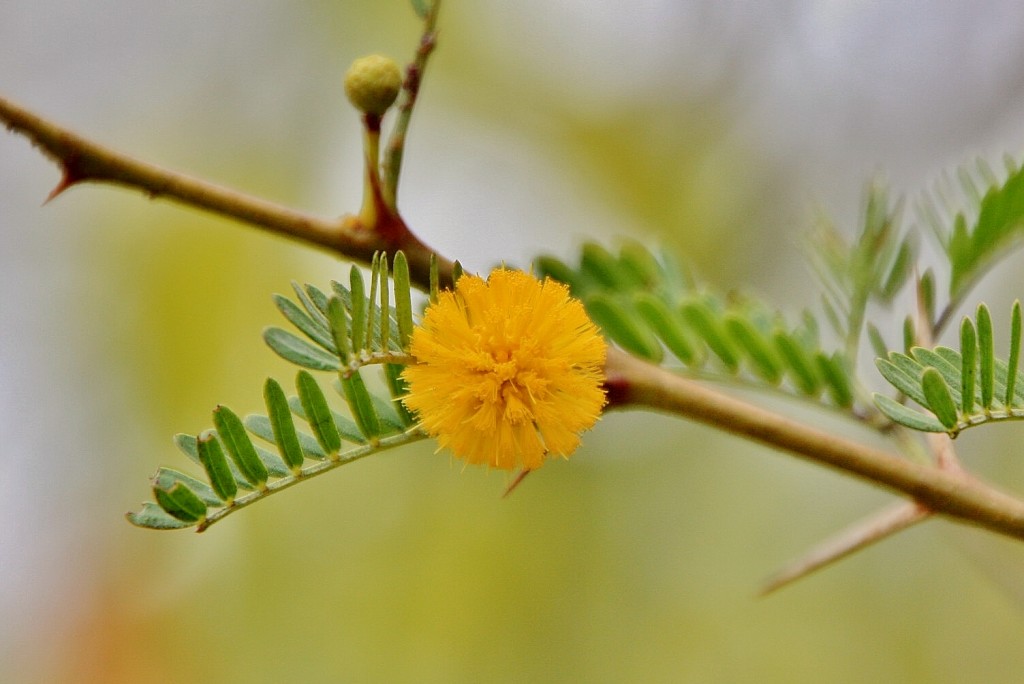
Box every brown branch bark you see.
[605,350,1024,541]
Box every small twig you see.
[758,325,962,594]
[382,0,441,209]
[762,266,960,587]
[760,501,931,595]
[760,438,957,592]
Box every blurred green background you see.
[4,2,1024,682]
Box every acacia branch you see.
[0,95,450,287]
[605,350,1024,542]
[758,273,958,590]
[7,93,1024,552]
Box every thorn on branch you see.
[503,469,531,497]
[44,158,87,204]
[759,501,931,596]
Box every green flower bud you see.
[344,54,402,116]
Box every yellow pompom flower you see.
[401,268,607,470]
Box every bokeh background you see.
[4,2,1024,682]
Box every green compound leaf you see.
[927,157,1024,299]
[535,255,581,292]
[902,316,915,354]
[131,370,427,531]
[152,467,223,507]
[428,253,439,303]
[807,179,910,350]
[618,240,664,289]
[873,301,1024,435]
[536,241,857,410]
[918,269,936,329]
[264,251,414,376]
[290,281,330,330]
[910,348,963,405]
[130,256,427,531]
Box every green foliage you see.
[409,0,434,20]
[263,252,415,375]
[537,241,856,409]
[923,157,1024,300]
[808,180,914,353]
[125,146,1024,535]
[873,301,1024,435]
[128,253,424,531]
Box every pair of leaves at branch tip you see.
[264,252,416,373]
[536,241,855,408]
[874,300,1024,434]
[921,156,1024,299]
[128,366,420,531]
